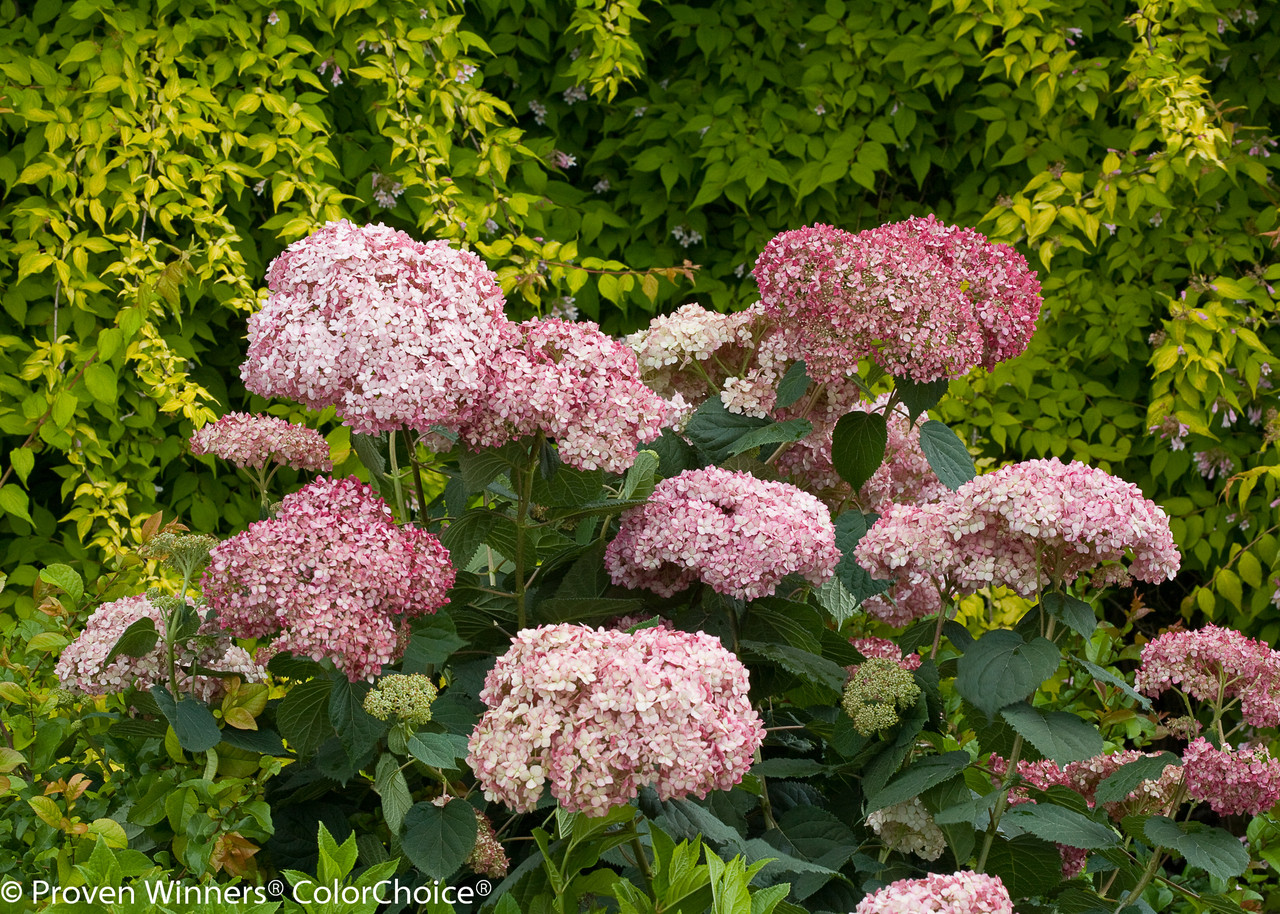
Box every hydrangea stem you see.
[976,732,1023,873]
[514,433,544,630]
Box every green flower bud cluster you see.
[841,658,921,737]
[363,673,439,725]
[141,532,219,579]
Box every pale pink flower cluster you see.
[242,220,511,435]
[1182,737,1280,816]
[856,458,1179,598]
[850,636,922,672]
[463,318,667,473]
[1135,624,1280,728]
[467,624,765,814]
[605,467,839,600]
[189,412,332,472]
[865,797,945,860]
[202,477,454,681]
[861,578,945,628]
[854,871,1013,914]
[54,595,262,701]
[753,216,1041,384]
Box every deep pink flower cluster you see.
[854,871,1013,914]
[605,467,840,600]
[1135,624,1280,728]
[242,220,512,435]
[54,595,262,701]
[466,624,765,814]
[202,477,454,681]
[850,636,922,672]
[856,458,1180,597]
[753,216,1041,384]
[464,318,667,473]
[189,412,332,472]
[1182,737,1280,816]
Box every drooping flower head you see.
[753,216,1041,384]
[856,458,1180,598]
[189,412,332,473]
[202,476,454,681]
[467,624,765,814]
[854,871,1014,914]
[605,467,839,600]
[242,220,514,435]
[866,797,945,861]
[1135,624,1280,728]
[54,594,262,701]
[1182,737,1280,816]
[463,317,668,473]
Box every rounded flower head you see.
[189,412,332,472]
[856,458,1179,598]
[866,797,945,861]
[463,317,667,473]
[753,216,1041,384]
[1135,624,1280,728]
[202,476,454,681]
[605,467,839,600]
[242,220,514,435]
[54,594,262,702]
[467,624,765,814]
[363,673,438,725]
[1182,737,1280,816]
[855,871,1014,914]
[842,658,921,736]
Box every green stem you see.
[388,430,408,522]
[976,732,1023,873]
[1115,847,1163,912]
[513,434,543,630]
[167,567,192,697]
[629,834,654,895]
[930,584,954,660]
[409,439,429,524]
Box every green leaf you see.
[9,447,34,485]
[440,509,500,567]
[864,751,969,813]
[407,731,470,769]
[374,753,413,834]
[400,613,466,672]
[83,363,118,402]
[1000,703,1104,765]
[775,360,811,409]
[684,396,770,462]
[830,411,887,490]
[833,511,891,603]
[725,418,814,457]
[894,376,949,423]
[981,834,1063,898]
[751,758,828,779]
[1075,658,1151,709]
[401,799,478,880]
[276,677,334,757]
[39,564,84,604]
[102,616,160,667]
[1041,593,1096,639]
[329,676,388,763]
[918,420,975,490]
[621,450,660,500]
[1003,802,1119,849]
[458,443,522,493]
[1,484,33,523]
[150,685,221,753]
[814,577,859,627]
[1144,817,1250,879]
[1093,752,1180,806]
[955,631,1060,718]
[739,640,846,695]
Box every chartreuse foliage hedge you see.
[1,0,1279,636]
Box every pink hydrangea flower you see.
[1182,737,1280,816]
[467,624,765,814]
[1135,624,1280,728]
[753,216,1041,384]
[189,412,332,472]
[854,871,1014,914]
[605,467,840,600]
[856,457,1179,598]
[850,636,922,671]
[242,220,514,435]
[54,594,262,702]
[462,317,667,473]
[202,477,454,681]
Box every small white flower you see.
[455,64,477,84]
[528,99,547,125]
[267,10,279,24]
[593,178,610,194]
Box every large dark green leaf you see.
[276,677,334,758]
[1041,593,1096,639]
[917,419,976,490]
[832,510,891,604]
[740,640,846,695]
[1144,817,1250,880]
[401,799,478,879]
[955,631,1060,718]
[1093,752,1181,806]
[149,685,220,753]
[1000,703,1104,765]
[684,397,770,462]
[401,612,466,672]
[775,360,812,409]
[725,418,814,457]
[103,616,159,666]
[864,751,969,813]
[439,509,500,567]
[329,676,388,763]
[1002,802,1119,849]
[831,411,887,490]
[893,375,949,423]
[981,834,1063,898]
[407,731,471,769]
